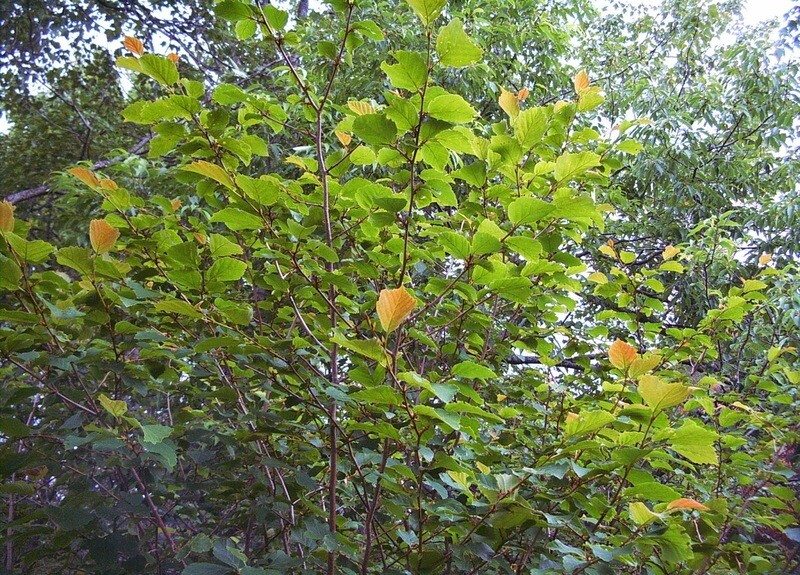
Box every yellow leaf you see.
[666,498,710,512]
[123,35,145,57]
[166,52,180,64]
[587,271,608,284]
[335,130,352,146]
[662,245,680,260]
[628,354,661,378]
[599,244,616,258]
[347,100,375,116]
[758,253,772,266]
[565,412,579,423]
[496,394,507,402]
[638,374,691,411]
[193,232,207,244]
[516,87,530,101]
[609,339,638,370]
[67,166,101,190]
[89,219,120,254]
[376,287,416,333]
[99,178,118,190]
[498,87,519,118]
[574,69,590,93]
[0,200,15,233]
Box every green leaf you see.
[404,0,447,25]
[263,5,288,31]
[452,361,497,381]
[439,231,471,260]
[352,114,398,145]
[139,54,179,85]
[207,257,247,282]
[98,393,128,418]
[436,18,483,66]
[508,197,554,225]
[214,0,251,21]
[669,420,718,465]
[209,234,243,257]
[351,386,404,405]
[513,107,548,149]
[629,502,660,526]
[5,234,54,264]
[380,51,427,92]
[554,151,601,183]
[210,208,263,231]
[212,84,249,105]
[181,161,234,190]
[235,175,279,206]
[142,424,173,445]
[638,375,691,412]
[0,255,22,290]
[154,298,203,319]
[564,410,616,437]
[471,232,502,256]
[506,237,541,260]
[426,94,477,124]
[0,417,30,439]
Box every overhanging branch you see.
[4,134,153,205]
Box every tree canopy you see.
[0,1,798,574]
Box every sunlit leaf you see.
[89,219,120,254]
[123,36,145,56]
[376,287,416,332]
[609,339,638,370]
[666,498,710,511]
[499,87,519,118]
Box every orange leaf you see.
[0,200,15,233]
[123,35,145,57]
[609,339,638,370]
[758,253,772,266]
[574,70,590,93]
[335,130,352,147]
[89,219,120,254]
[99,178,118,190]
[516,87,530,101]
[498,87,519,118]
[666,498,710,512]
[166,53,179,64]
[376,287,416,333]
[68,167,101,190]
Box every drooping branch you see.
[4,133,153,205]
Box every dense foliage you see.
[0,1,798,574]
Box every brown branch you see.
[4,133,153,205]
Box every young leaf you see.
[436,19,483,67]
[404,0,447,26]
[123,36,145,56]
[574,69,590,93]
[609,339,638,370]
[181,161,234,190]
[67,166,101,190]
[89,219,120,254]
[638,375,691,411]
[498,87,519,118]
[426,94,477,124]
[666,498,710,512]
[98,393,128,418]
[376,287,416,333]
[669,420,718,465]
